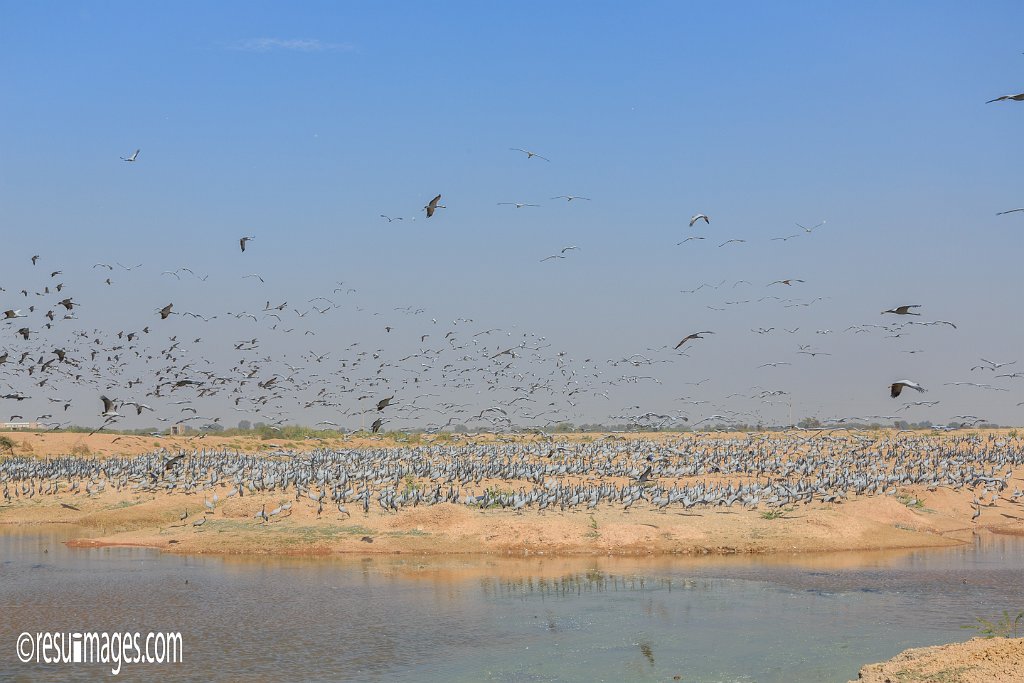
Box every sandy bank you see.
[2,429,1022,557]
[1,483,1019,557]
[852,637,1024,683]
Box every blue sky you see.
[1,2,1023,430]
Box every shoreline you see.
[2,429,1023,558]
[1,485,1017,558]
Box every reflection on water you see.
[1,526,1022,682]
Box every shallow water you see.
[1,527,1022,682]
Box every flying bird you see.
[971,358,1016,371]
[159,303,174,320]
[100,395,121,417]
[996,208,1024,216]
[986,92,1024,104]
[890,380,925,398]
[239,236,255,252]
[376,396,395,411]
[768,279,805,286]
[424,194,445,218]
[674,331,713,350]
[510,148,550,161]
[797,220,826,233]
[689,214,710,227]
[121,149,140,162]
[551,195,589,201]
[883,305,921,316]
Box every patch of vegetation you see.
[886,664,972,682]
[386,529,429,537]
[0,436,14,455]
[69,442,91,457]
[961,610,1023,638]
[585,514,600,539]
[295,525,365,540]
[897,494,924,509]
[402,474,420,496]
[480,485,514,508]
[760,507,793,520]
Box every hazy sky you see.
[2,2,1024,431]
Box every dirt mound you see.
[853,637,1024,683]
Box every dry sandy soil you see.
[2,429,1022,557]
[852,637,1024,683]
[3,430,1024,680]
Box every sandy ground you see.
[852,637,1024,683]
[2,430,1023,557]
[0,429,463,458]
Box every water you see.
[1,526,1022,682]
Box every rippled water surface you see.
[1,527,1022,682]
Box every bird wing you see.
[674,334,697,349]
[986,93,1024,103]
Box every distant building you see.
[1,422,39,431]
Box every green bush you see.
[962,611,1023,638]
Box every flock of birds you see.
[0,79,1023,546]
[2,433,1021,525]
[1,85,1023,441]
